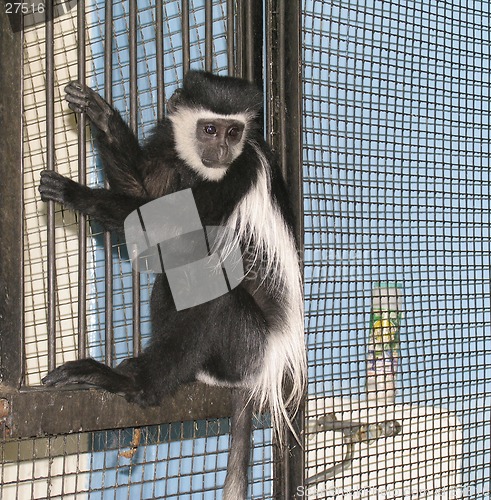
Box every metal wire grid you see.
[22,0,232,385]
[0,423,271,499]
[303,0,490,498]
[23,2,86,385]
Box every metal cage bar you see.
[103,0,114,366]
[156,0,165,120]
[265,1,305,497]
[77,0,88,359]
[0,7,24,390]
[129,0,141,358]
[205,0,213,72]
[181,0,190,73]
[226,0,235,75]
[45,0,57,374]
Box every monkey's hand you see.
[38,170,89,210]
[39,170,147,232]
[65,81,114,134]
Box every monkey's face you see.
[170,107,252,182]
[195,118,245,169]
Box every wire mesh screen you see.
[9,0,491,497]
[303,0,490,498]
[23,1,82,384]
[22,0,231,386]
[0,422,271,499]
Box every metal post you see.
[129,0,141,356]
[45,0,57,372]
[0,7,24,387]
[77,0,87,358]
[104,0,114,365]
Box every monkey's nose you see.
[218,145,228,161]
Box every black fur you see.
[168,71,263,116]
[39,71,299,498]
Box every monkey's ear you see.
[167,88,184,115]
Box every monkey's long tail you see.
[223,388,254,500]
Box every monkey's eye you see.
[228,127,240,138]
[204,124,217,135]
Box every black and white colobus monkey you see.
[39,71,306,499]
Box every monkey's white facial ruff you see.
[170,108,252,181]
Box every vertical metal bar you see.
[280,1,305,497]
[104,0,114,366]
[182,0,190,74]
[265,1,304,497]
[45,0,56,372]
[77,0,87,359]
[244,0,254,82]
[276,3,287,173]
[19,12,26,384]
[205,0,213,72]
[129,0,137,133]
[265,4,283,497]
[264,0,274,146]
[264,0,289,174]
[156,0,165,120]
[226,0,235,75]
[104,1,113,92]
[235,1,244,78]
[0,7,24,387]
[237,0,262,85]
[129,0,141,356]
[283,0,303,245]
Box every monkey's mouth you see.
[201,158,229,169]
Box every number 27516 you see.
[5,2,46,14]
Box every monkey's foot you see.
[115,358,163,407]
[65,81,113,133]
[42,358,133,395]
[124,388,163,408]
